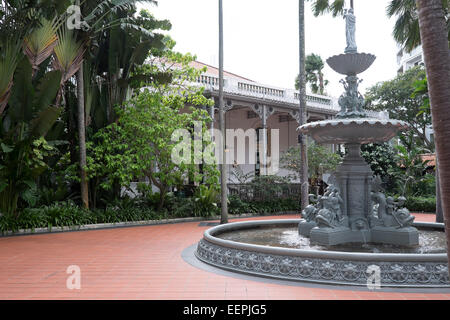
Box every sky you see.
[138,0,400,98]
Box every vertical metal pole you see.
[350,0,354,10]
[219,0,228,224]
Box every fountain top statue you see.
[344,8,357,54]
[326,6,375,77]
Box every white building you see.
[396,45,425,74]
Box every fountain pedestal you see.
[310,143,374,245]
[305,143,419,247]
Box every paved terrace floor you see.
[0,213,448,300]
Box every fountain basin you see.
[299,118,409,145]
[195,219,449,287]
[326,52,376,75]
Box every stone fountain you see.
[194,5,449,288]
[298,7,418,247]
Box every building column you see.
[262,105,268,175]
[251,104,274,176]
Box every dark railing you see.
[228,183,301,202]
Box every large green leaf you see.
[45,120,66,141]
[1,143,13,153]
[8,58,34,122]
[85,0,157,24]
[0,38,21,98]
[130,41,153,66]
[33,70,62,112]
[30,106,62,138]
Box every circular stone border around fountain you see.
[195,219,450,288]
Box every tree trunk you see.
[299,0,309,210]
[218,0,228,224]
[319,71,325,95]
[436,162,443,222]
[416,0,450,272]
[76,66,89,209]
[158,188,166,212]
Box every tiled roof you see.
[420,153,436,167]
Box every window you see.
[279,115,290,123]
[247,111,258,119]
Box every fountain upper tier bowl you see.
[299,118,409,145]
[326,52,376,75]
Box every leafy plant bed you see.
[0,203,298,237]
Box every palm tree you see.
[297,0,348,211]
[296,53,329,95]
[388,0,449,53]
[23,17,60,76]
[52,22,88,207]
[219,0,228,224]
[387,0,448,222]
[299,0,309,210]
[309,0,346,17]
[75,0,88,209]
[416,0,450,273]
[60,0,162,209]
[52,28,85,106]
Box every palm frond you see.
[387,0,421,52]
[310,0,331,17]
[23,16,60,72]
[329,0,345,17]
[53,27,85,84]
[0,38,22,115]
[85,0,157,26]
[309,0,346,17]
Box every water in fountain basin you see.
[217,227,447,254]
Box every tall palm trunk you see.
[75,0,88,210]
[219,0,228,224]
[416,0,450,271]
[318,71,325,95]
[436,162,443,222]
[299,0,309,210]
[77,65,89,209]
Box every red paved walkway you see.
[0,213,448,300]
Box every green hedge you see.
[405,196,436,213]
[0,201,164,234]
[228,196,300,215]
[0,197,300,234]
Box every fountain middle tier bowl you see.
[299,118,408,145]
[326,52,376,76]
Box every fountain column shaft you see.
[336,144,373,223]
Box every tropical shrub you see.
[404,196,436,213]
[0,58,61,216]
[280,143,341,193]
